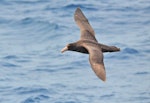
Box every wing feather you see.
[82,43,106,81]
[74,8,97,42]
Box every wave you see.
[22,94,50,103]
[63,4,98,11]
[14,87,50,95]
[1,62,20,68]
[134,72,149,75]
[122,48,139,54]
[45,3,98,11]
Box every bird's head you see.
[61,43,77,53]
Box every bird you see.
[61,7,120,81]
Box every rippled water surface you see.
[0,0,150,103]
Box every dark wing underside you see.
[74,8,97,42]
[81,43,106,81]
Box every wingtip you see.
[102,78,106,82]
[76,7,81,10]
[75,7,81,12]
[99,75,106,82]
[92,63,106,82]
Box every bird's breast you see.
[73,46,89,54]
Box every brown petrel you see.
[61,8,120,81]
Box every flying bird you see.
[61,8,120,81]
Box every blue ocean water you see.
[0,0,150,103]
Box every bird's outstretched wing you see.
[82,43,106,81]
[74,8,97,42]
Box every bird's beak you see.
[61,46,68,53]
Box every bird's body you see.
[61,8,120,81]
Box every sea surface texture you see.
[0,0,150,103]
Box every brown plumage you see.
[61,8,120,81]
